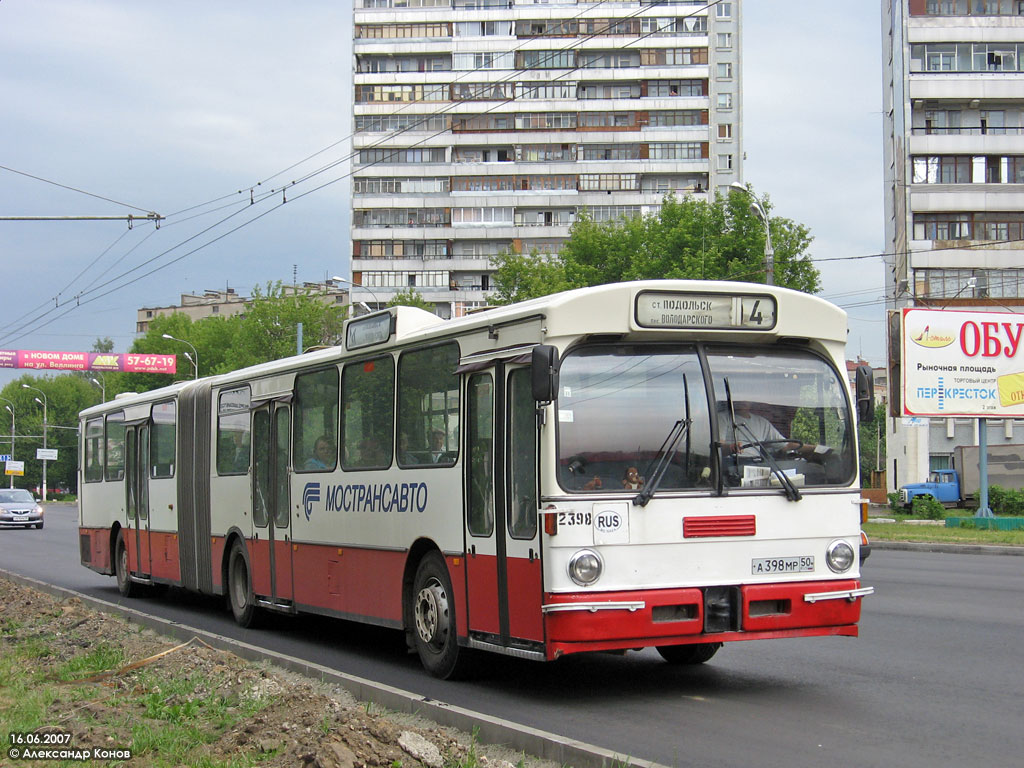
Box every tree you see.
[0,375,97,495]
[489,189,821,302]
[489,249,568,306]
[388,288,434,311]
[220,282,347,369]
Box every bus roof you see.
[80,280,847,418]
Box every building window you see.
[649,142,705,160]
[717,154,734,171]
[717,2,732,18]
[716,62,733,79]
[717,93,733,110]
[717,32,733,49]
[718,124,733,141]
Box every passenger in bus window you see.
[428,429,451,463]
[358,436,388,467]
[304,435,336,471]
[398,432,419,465]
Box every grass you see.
[865,513,1024,546]
[0,630,274,768]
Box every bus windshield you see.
[556,344,856,493]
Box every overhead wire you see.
[2,1,726,343]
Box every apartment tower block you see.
[883,0,1024,489]
[351,0,743,317]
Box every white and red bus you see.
[79,280,874,678]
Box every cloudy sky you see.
[0,1,886,389]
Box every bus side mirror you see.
[855,365,874,422]
[532,345,559,402]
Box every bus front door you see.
[464,366,543,648]
[252,404,293,605]
[125,425,152,578]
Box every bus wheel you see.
[228,542,257,627]
[656,642,721,665]
[411,553,468,679]
[114,531,135,598]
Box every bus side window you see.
[342,356,395,471]
[294,368,339,473]
[105,411,126,481]
[84,418,104,482]
[217,387,251,475]
[151,400,176,479]
[397,343,460,468]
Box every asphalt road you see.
[2,503,1023,768]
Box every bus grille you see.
[684,515,756,538]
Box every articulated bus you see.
[79,280,874,678]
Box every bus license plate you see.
[751,556,814,575]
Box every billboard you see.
[902,307,1024,418]
[0,350,176,374]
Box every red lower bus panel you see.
[545,587,705,642]
[546,580,864,659]
[742,580,862,631]
[290,543,406,625]
[506,556,544,642]
[79,527,113,574]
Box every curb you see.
[0,568,665,768]
[869,541,1024,556]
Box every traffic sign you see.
[6,460,24,476]
[0,454,10,462]
[36,448,58,461]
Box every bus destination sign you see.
[635,291,776,330]
[346,311,393,351]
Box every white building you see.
[351,0,743,317]
[883,0,1024,490]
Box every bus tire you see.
[114,530,136,598]
[656,642,721,665]
[411,552,469,679]
[228,541,258,627]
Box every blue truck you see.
[898,444,1024,509]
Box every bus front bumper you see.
[543,579,869,659]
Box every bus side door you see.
[504,368,543,642]
[125,425,152,578]
[464,366,543,646]
[251,403,294,604]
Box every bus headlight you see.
[826,540,855,573]
[568,549,603,586]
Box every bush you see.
[911,495,946,520]
[887,492,901,512]
[987,485,1024,516]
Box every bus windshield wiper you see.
[723,378,802,502]
[634,374,692,507]
[634,418,691,507]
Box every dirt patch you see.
[0,576,557,768]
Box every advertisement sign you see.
[0,350,176,374]
[5,460,24,476]
[902,307,1024,417]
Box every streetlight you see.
[730,182,775,286]
[162,334,199,379]
[331,275,381,309]
[22,384,48,502]
[90,375,106,403]
[0,397,13,489]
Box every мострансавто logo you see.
[909,323,955,349]
[302,482,321,521]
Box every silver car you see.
[0,489,44,529]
